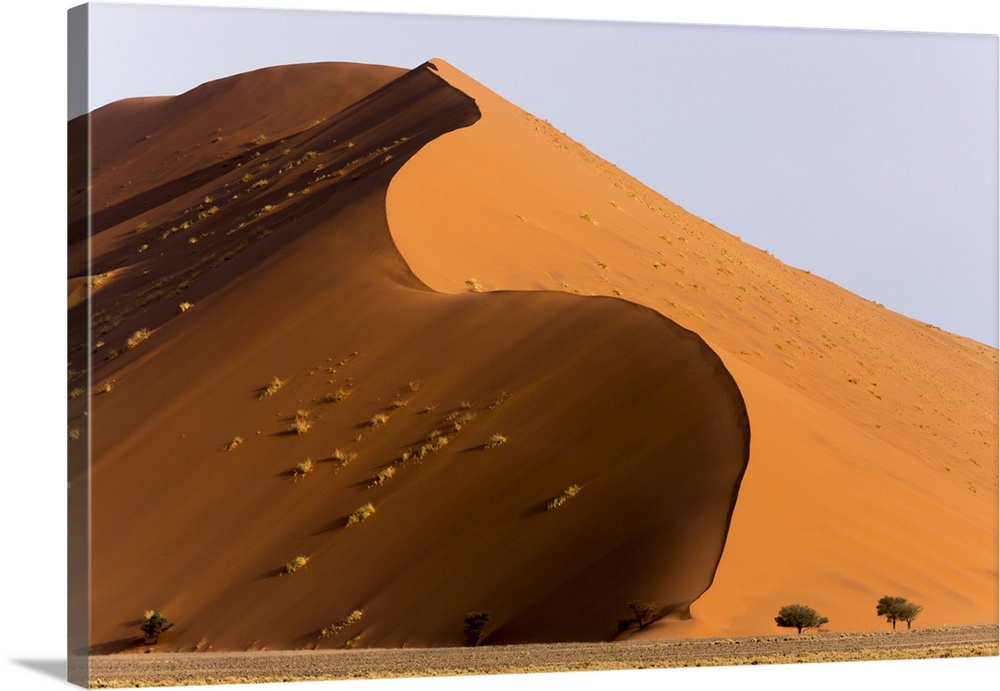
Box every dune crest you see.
[69,60,751,652]
[389,59,998,636]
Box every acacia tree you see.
[878,597,922,630]
[463,611,491,647]
[139,611,174,644]
[617,600,661,633]
[774,604,828,634]
[896,601,923,629]
[876,595,924,630]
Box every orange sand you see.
[68,58,996,655]
[388,59,998,637]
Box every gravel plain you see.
[83,624,998,687]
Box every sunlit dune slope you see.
[389,59,998,636]
[68,61,750,652]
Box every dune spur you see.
[68,59,750,659]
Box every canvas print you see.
[67,3,998,688]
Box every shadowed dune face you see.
[69,61,750,651]
[390,60,998,636]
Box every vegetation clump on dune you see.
[347,503,376,527]
[285,555,309,574]
[289,409,312,435]
[320,610,364,639]
[483,433,506,449]
[259,376,284,399]
[547,485,582,510]
[125,327,150,350]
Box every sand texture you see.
[69,61,752,654]
[389,60,999,638]
[68,58,996,658]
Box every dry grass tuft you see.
[346,503,376,526]
[320,610,363,639]
[330,449,357,467]
[368,466,396,488]
[290,410,312,435]
[178,302,194,312]
[484,433,507,449]
[285,555,309,574]
[294,458,315,478]
[547,485,582,510]
[323,388,352,403]
[259,376,284,399]
[368,412,389,428]
[125,328,150,350]
[465,278,484,293]
[224,436,243,452]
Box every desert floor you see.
[83,624,997,687]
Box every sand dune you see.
[69,61,751,653]
[389,60,998,636]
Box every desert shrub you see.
[68,427,81,441]
[465,278,483,293]
[547,485,582,510]
[368,413,389,428]
[330,449,356,466]
[389,399,408,410]
[368,466,396,487]
[285,555,309,574]
[320,610,363,638]
[617,600,660,632]
[294,458,314,478]
[484,433,506,449]
[463,611,491,646]
[259,376,284,399]
[323,388,352,403]
[775,604,828,634]
[224,436,243,452]
[290,410,312,435]
[346,503,376,526]
[125,328,150,350]
[140,611,174,644]
[178,302,194,312]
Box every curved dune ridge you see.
[68,61,751,653]
[390,61,998,636]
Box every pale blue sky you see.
[78,1,999,346]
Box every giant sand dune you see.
[68,58,996,657]
[69,61,750,653]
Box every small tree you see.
[876,595,908,630]
[878,596,922,630]
[617,600,661,633]
[774,604,828,634]
[140,611,174,644]
[463,611,491,646]
[896,601,923,629]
